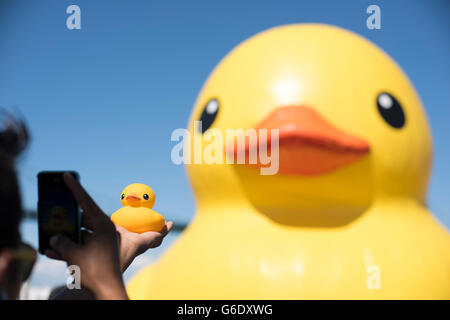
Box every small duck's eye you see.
[121,194,125,200]
[376,92,406,129]
[198,98,219,133]
[143,194,149,200]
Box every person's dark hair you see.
[0,109,29,250]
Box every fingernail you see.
[63,172,74,180]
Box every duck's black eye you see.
[198,98,219,133]
[121,194,125,200]
[143,194,149,200]
[376,92,405,129]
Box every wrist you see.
[92,277,128,300]
[120,240,140,272]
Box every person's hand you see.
[115,221,173,272]
[44,172,128,300]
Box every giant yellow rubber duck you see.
[128,24,450,299]
[111,183,165,233]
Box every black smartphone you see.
[37,171,81,254]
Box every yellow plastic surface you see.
[111,183,165,233]
[128,24,449,299]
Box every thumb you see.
[49,234,78,261]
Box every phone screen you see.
[37,171,80,254]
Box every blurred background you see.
[0,0,448,298]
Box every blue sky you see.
[1,0,449,227]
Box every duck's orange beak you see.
[126,194,141,201]
[228,106,370,175]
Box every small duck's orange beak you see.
[228,106,370,175]
[126,194,141,201]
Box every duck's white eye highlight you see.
[378,93,393,109]
[199,98,220,133]
[376,92,405,129]
[206,99,219,114]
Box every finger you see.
[81,211,95,230]
[158,221,173,237]
[138,231,160,242]
[44,249,63,261]
[114,224,128,234]
[116,230,122,249]
[64,173,112,232]
[49,234,79,261]
[150,237,163,248]
[63,172,102,218]
[138,232,163,248]
[81,229,93,243]
[140,221,173,241]
[141,232,170,249]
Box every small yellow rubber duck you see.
[111,183,165,233]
